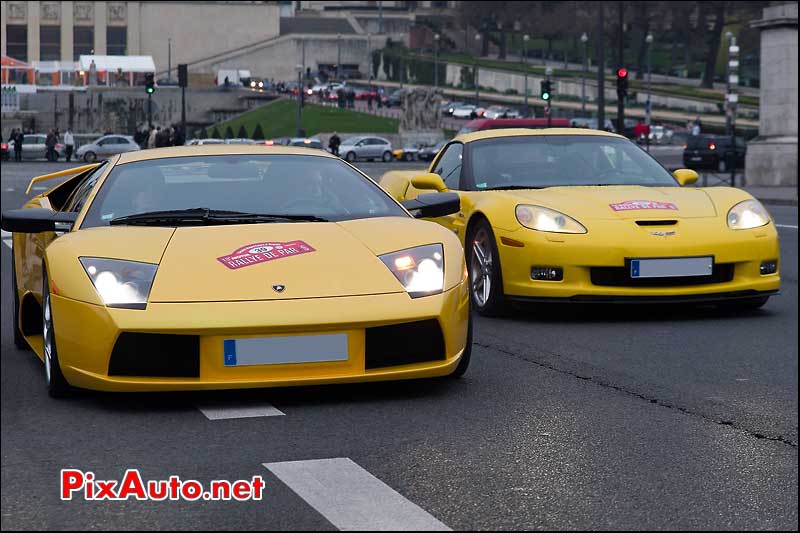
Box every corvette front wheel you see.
[467,219,507,316]
[42,267,71,398]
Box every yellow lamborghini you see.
[2,146,471,397]
[380,129,780,316]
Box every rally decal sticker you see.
[217,241,315,270]
[609,200,678,212]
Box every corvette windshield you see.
[81,154,406,228]
[467,135,678,190]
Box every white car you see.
[649,125,674,144]
[76,135,140,162]
[452,105,477,119]
[483,106,510,119]
[186,138,225,146]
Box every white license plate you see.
[630,257,713,278]
[223,334,348,366]
[690,156,702,161]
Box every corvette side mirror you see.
[1,209,78,233]
[401,192,460,219]
[411,173,447,192]
[673,168,699,186]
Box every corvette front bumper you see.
[48,281,470,392]
[491,218,780,301]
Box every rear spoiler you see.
[25,163,102,195]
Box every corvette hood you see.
[148,223,404,302]
[505,186,718,220]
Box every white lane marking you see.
[776,224,798,229]
[197,402,284,420]
[1,230,11,238]
[31,186,47,191]
[2,239,11,249]
[264,458,451,531]
[4,188,14,192]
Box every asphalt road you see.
[1,160,797,530]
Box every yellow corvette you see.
[380,129,780,315]
[2,146,471,396]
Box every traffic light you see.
[541,80,552,101]
[145,72,155,94]
[616,68,628,98]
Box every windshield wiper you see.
[483,185,547,191]
[110,208,327,226]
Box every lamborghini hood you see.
[148,222,406,303]
[506,186,718,220]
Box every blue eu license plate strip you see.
[631,257,714,278]
[223,334,349,366]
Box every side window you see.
[433,143,463,190]
[64,171,103,213]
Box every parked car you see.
[224,138,257,145]
[186,138,225,146]
[483,105,514,119]
[264,137,292,146]
[393,140,428,162]
[683,134,746,172]
[8,134,67,161]
[385,89,408,108]
[648,125,674,144]
[452,104,478,119]
[417,140,448,162]
[442,101,465,116]
[76,135,140,162]
[286,137,325,150]
[339,136,393,163]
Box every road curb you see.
[757,198,798,207]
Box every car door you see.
[95,137,116,157]
[371,138,388,158]
[354,138,369,159]
[428,142,467,240]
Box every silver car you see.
[76,135,140,162]
[8,134,66,161]
[339,136,393,163]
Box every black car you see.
[683,134,746,172]
[386,89,408,108]
[417,140,448,162]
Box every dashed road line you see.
[264,458,451,531]
[776,224,798,229]
[1,231,11,249]
[197,402,285,420]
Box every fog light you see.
[760,260,778,275]
[531,266,563,281]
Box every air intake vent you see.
[109,333,200,377]
[636,220,678,226]
[365,319,445,369]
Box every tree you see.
[237,124,248,138]
[224,125,234,139]
[210,126,220,138]
[197,128,207,139]
[701,1,726,88]
[252,123,264,140]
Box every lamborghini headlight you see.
[79,257,158,309]
[380,244,444,298]
[727,199,770,230]
[515,205,587,234]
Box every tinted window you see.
[64,168,105,213]
[81,155,407,228]
[467,135,677,190]
[433,143,463,190]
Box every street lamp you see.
[545,66,553,127]
[434,33,440,89]
[523,34,530,117]
[580,32,588,114]
[726,33,740,186]
[367,33,372,89]
[296,64,304,137]
[474,33,481,106]
[167,38,172,83]
[645,32,653,152]
[336,33,342,81]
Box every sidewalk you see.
[746,187,798,207]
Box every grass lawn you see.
[210,99,399,139]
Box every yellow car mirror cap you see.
[673,168,699,187]
[411,173,447,192]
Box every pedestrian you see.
[149,126,160,148]
[13,129,24,162]
[367,91,373,110]
[692,116,702,136]
[377,87,384,108]
[45,129,57,161]
[329,132,341,157]
[64,127,75,162]
[347,87,356,109]
[156,126,170,148]
[336,88,345,108]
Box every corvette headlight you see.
[79,257,158,309]
[727,200,770,230]
[380,244,444,298]
[515,205,587,234]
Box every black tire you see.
[450,305,473,379]
[404,152,414,162]
[345,151,356,163]
[10,246,30,350]
[382,151,392,163]
[42,266,71,397]
[466,218,508,316]
[83,151,97,163]
[719,296,770,311]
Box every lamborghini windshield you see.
[466,135,678,190]
[81,154,406,228]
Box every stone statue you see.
[400,87,443,133]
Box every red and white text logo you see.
[216,240,315,270]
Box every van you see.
[457,118,571,135]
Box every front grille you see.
[365,319,445,369]
[109,333,200,377]
[591,263,735,287]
